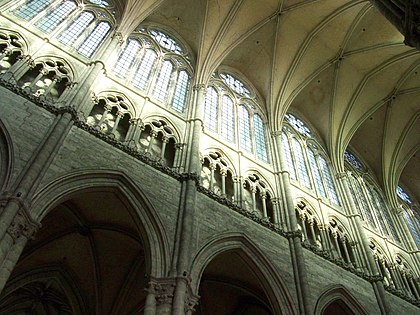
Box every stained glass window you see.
[282,132,296,180]
[113,39,141,77]
[153,60,173,102]
[77,21,110,57]
[308,149,327,198]
[171,70,190,112]
[204,87,218,132]
[344,150,363,170]
[36,0,77,33]
[319,156,339,205]
[149,29,184,55]
[220,73,251,97]
[292,138,311,189]
[238,105,252,152]
[58,11,95,45]
[220,95,234,143]
[132,49,157,90]
[285,113,311,137]
[397,186,412,204]
[254,114,268,162]
[14,0,54,20]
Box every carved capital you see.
[147,278,176,306]
[193,83,206,91]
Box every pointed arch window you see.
[281,132,296,180]
[238,105,252,153]
[319,156,339,205]
[292,138,311,189]
[112,27,192,113]
[171,70,190,112]
[397,186,420,248]
[204,87,218,132]
[14,0,54,20]
[254,114,268,162]
[308,148,327,198]
[221,95,235,143]
[132,49,157,90]
[153,60,173,102]
[58,11,95,45]
[77,21,110,57]
[35,0,77,33]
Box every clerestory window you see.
[282,114,340,206]
[12,0,113,58]
[397,185,420,248]
[112,27,192,113]
[204,71,269,163]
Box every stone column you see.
[261,193,268,218]
[0,207,39,292]
[110,111,124,135]
[160,136,169,161]
[209,163,216,191]
[0,112,73,243]
[173,143,185,171]
[220,169,227,196]
[273,131,311,315]
[271,197,282,228]
[171,84,206,315]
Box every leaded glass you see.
[281,132,296,180]
[36,0,77,33]
[220,95,234,143]
[14,0,53,20]
[204,87,218,132]
[344,150,363,170]
[153,60,173,102]
[254,114,268,162]
[292,138,311,189]
[375,192,400,242]
[58,11,95,45]
[150,29,184,55]
[319,156,339,205]
[114,39,141,77]
[132,49,157,90]
[285,113,311,137]
[349,176,364,218]
[238,105,252,152]
[397,186,412,204]
[171,70,190,112]
[89,0,109,7]
[308,149,327,198]
[220,73,251,97]
[404,211,420,248]
[78,21,110,57]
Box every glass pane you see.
[171,70,190,113]
[405,211,420,248]
[220,73,251,97]
[319,156,339,205]
[349,176,364,218]
[113,39,141,77]
[132,48,157,90]
[308,149,327,198]
[281,132,296,180]
[78,21,111,57]
[14,0,53,20]
[153,60,173,102]
[375,192,400,242]
[397,186,412,204]
[221,95,235,143]
[254,114,268,162]
[204,87,218,132]
[291,138,311,189]
[238,105,252,152]
[36,0,77,33]
[344,150,363,170]
[58,11,95,45]
[149,29,184,55]
[363,183,377,229]
[285,113,311,137]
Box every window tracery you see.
[12,0,113,58]
[113,27,192,113]
[0,31,25,74]
[18,58,72,101]
[345,149,400,243]
[204,71,269,163]
[282,114,339,205]
[397,185,420,249]
[242,173,274,221]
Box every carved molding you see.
[7,207,40,242]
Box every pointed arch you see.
[190,232,297,315]
[315,285,369,315]
[30,169,170,278]
[0,118,13,191]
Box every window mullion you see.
[67,15,97,49]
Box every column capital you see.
[271,130,282,137]
[193,83,206,91]
[335,172,349,180]
[146,277,176,306]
